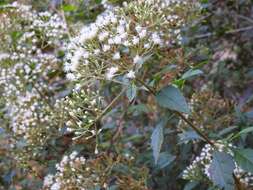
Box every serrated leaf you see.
[151,122,164,164]
[182,69,203,80]
[234,148,253,173]
[126,83,137,102]
[209,152,235,190]
[156,85,190,114]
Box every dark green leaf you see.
[156,64,177,76]
[182,69,203,80]
[151,122,164,164]
[234,148,253,173]
[178,130,202,143]
[183,181,199,190]
[235,127,253,138]
[126,83,137,102]
[209,152,235,190]
[218,126,238,137]
[156,85,190,114]
[128,104,150,115]
[156,152,176,169]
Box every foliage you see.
[0,0,253,190]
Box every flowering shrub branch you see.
[1,0,253,189]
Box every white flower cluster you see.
[0,2,67,145]
[43,151,147,190]
[43,151,100,190]
[182,142,253,188]
[65,0,192,83]
[55,87,103,138]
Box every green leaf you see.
[178,130,202,143]
[126,83,137,102]
[183,181,199,190]
[218,126,238,137]
[155,64,177,76]
[182,69,203,80]
[128,104,150,115]
[239,127,253,135]
[107,185,118,190]
[231,127,253,140]
[156,152,176,169]
[156,85,190,114]
[151,122,164,164]
[234,148,253,173]
[62,4,77,12]
[209,152,235,190]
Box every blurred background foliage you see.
[0,0,253,189]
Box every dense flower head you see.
[65,0,195,83]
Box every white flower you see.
[94,49,101,55]
[126,70,135,79]
[50,182,61,190]
[82,51,89,59]
[70,151,78,160]
[113,35,122,44]
[117,25,125,34]
[0,53,10,61]
[135,25,142,33]
[71,48,84,71]
[101,0,108,4]
[43,174,54,187]
[105,67,118,80]
[144,43,151,49]
[112,52,120,60]
[139,29,147,38]
[98,31,109,41]
[152,32,163,45]
[133,55,144,65]
[66,73,76,81]
[103,44,111,52]
[79,24,98,42]
[132,36,140,45]
[120,32,128,39]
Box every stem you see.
[136,78,215,147]
[175,111,215,146]
[96,87,127,121]
[192,25,253,40]
[73,87,127,140]
[33,85,54,110]
[233,173,244,190]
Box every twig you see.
[73,87,127,140]
[236,14,253,24]
[96,87,127,121]
[192,25,253,40]
[135,78,215,147]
